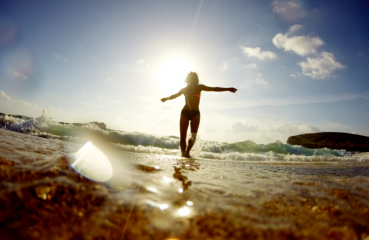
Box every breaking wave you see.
[1,111,368,162]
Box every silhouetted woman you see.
[161,72,237,157]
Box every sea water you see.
[0,111,361,162]
[1,112,369,239]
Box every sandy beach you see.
[1,128,369,239]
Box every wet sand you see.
[1,129,369,240]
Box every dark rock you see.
[0,113,32,120]
[72,122,107,130]
[287,132,369,152]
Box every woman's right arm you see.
[200,85,237,93]
[161,89,183,102]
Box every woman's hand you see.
[229,88,238,93]
[160,98,167,102]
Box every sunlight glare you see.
[70,141,113,182]
[178,206,190,217]
[158,58,192,94]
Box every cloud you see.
[138,95,153,103]
[220,61,228,71]
[13,70,29,80]
[253,74,268,86]
[93,94,103,100]
[0,91,41,110]
[55,53,68,62]
[288,24,302,34]
[0,91,12,101]
[111,100,124,104]
[230,122,258,133]
[160,105,172,111]
[114,116,124,121]
[243,63,257,69]
[273,25,344,79]
[220,58,238,71]
[269,123,320,135]
[17,100,39,109]
[240,47,276,60]
[135,59,150,67]
[272,0,307,21]
[242,73,268,87]
[272,25,324,56]
[202,92,369,109]
[290,73,297,78]
[298,52,345,79]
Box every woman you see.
[161,72,237,157]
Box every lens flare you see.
[70,141,113,182]
[160,204,169,210]
[178,206,190,217]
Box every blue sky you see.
[1,0,368,144]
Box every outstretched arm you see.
[200,85,237,93]
[161,89,183,102]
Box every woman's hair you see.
[185,72,199,85]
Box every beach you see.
[1,0,369,238]
[1,127,369,240]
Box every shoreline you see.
[1,129,369,239]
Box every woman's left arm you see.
[161,89,183,102]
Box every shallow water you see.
[1,129,369,239]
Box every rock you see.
[287,132,369,152]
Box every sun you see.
[157,58,193,95]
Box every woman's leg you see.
[180,115,190,157]
[185,114,200,157]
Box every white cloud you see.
[0,91,12,101]
[0,91,40,110]
[220,58,238,71]
[230,122,258,133]
[114,116,124,121]
[135,59,150,67]
[240,47,276,60]
[93,94,103,99]
[138,95,153,103]
[220,61,228,71]
[272,0,307,21]
[111,100,124,104]
[202,92,368,109]
[272,25,324,56]
[273,0,299,14]
[17,100,40,109]
[269,123,320,135]
[13,71,29,80]
[254,74,268,86]
[242,73,268,87]
[55,53,68,62]
[102,76,115,84]
[160,105,172,111]
[243,63,257,69]
[298,52,345,80]
[288,24,302,34]
[290,73,297,78]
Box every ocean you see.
[1,112,369,239]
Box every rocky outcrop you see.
[287,132,369,152]
[72,122,107,130]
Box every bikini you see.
[181,94,200,120]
